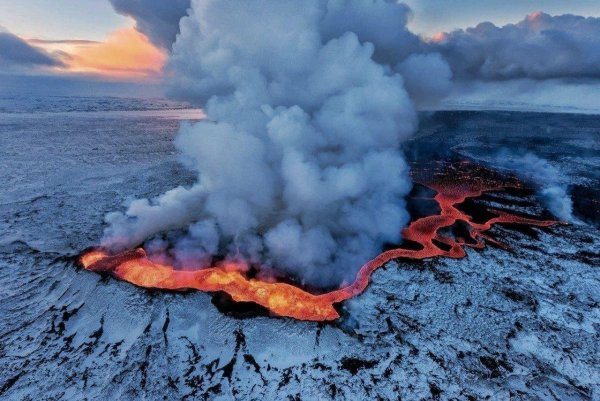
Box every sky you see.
[403,0,600,34]
[0,0,599,98]
[1,0,599,41]
[0,0,164,81]
[0,0,130,41]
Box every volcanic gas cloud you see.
[81,1,557,320]
[100,0,453,289]
[82,162,557,321]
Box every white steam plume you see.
[492,151,576,223]
[102,0,452,286]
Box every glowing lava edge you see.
[80,163,558,321]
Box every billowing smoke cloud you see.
[433,12,600,80]
[0,29,64,70]
[103,0,453,286]
[397,52,453,107]
[109,0,191,49]
[491,151,575,222]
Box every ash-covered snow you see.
[1,108,599,400]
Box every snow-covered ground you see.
[437,80,600,116]
[1,106,598,400]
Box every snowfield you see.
[1,107,598,400]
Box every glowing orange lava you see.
[80,162,558,321]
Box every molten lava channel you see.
[81,163,557,321]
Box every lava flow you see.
[80,162,558,321]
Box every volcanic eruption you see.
[79,1,565,321]
[81,161,557,321]
[97,0,455,288]
[79,1,561,321]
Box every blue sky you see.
[0,0,598,42]
[0,0,131,41]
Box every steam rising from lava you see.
[83,162,557,321]
[491,151,575,222]
[102,0,452,286]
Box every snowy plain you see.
[0,99,599,400]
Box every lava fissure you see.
[81,164,557,321]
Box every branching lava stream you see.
[80,162,558,321]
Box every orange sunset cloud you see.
[30,27,166,80]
